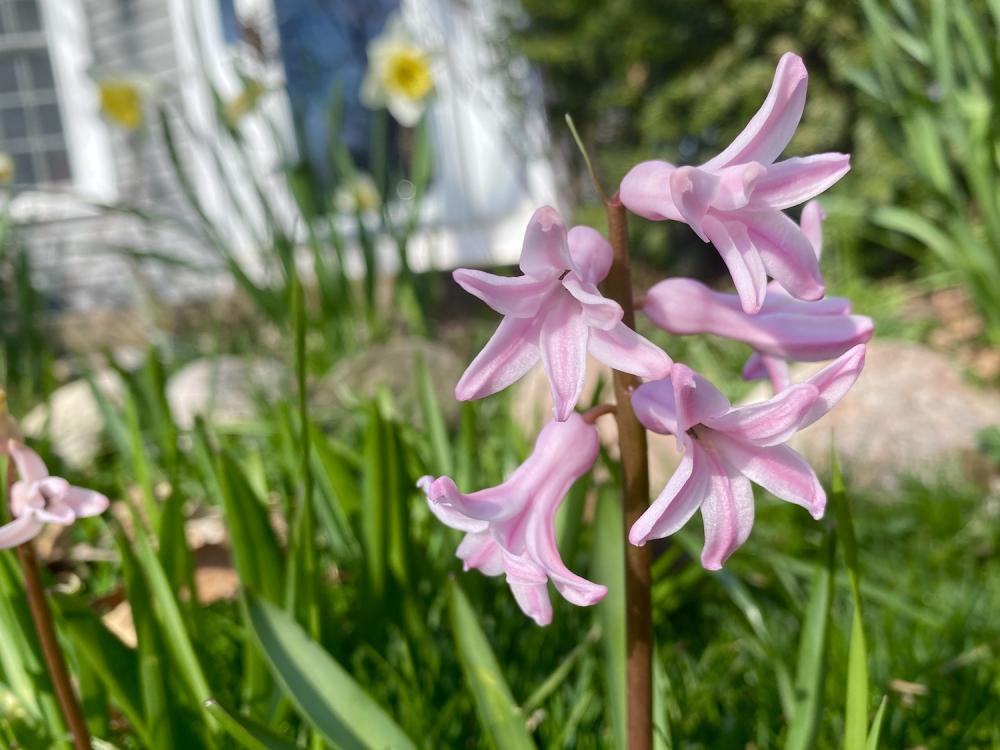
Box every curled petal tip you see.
[533,205,562,231]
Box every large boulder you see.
[743,340,1000,491]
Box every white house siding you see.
[12,0,226,318]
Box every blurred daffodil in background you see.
[360,16,434,127]
[333,172,381,216]
[0,152,14,185]
[96,76,149,131]
[224,77,267,129]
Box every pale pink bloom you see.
[418,413,607,625]
[453,206,671,420]
[629,345,865,569]
[619,53,850,314]
[0,440,110,549]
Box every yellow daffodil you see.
[97,77,146,131]
[0,153,14,185]
[334,172,381,215]
[224,78,267,128]
[360,16,433,127]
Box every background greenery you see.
[0,0,998,748]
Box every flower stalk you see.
[6,458,91,750]
[603,195,653,750]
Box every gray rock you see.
[166,356,284,429]
[743,340,1000,491]
[315,339,464,425]
[21,370,124,469]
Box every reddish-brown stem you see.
[7,459,91,750]
[602,194,653,750]
[582,403,617,424]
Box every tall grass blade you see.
[246,595,416,750]
[448,580,536,750]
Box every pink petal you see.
[799,344,866,428]
[618,160,683,221]
[702,383,819,446]
[748,154,850,210]
[760,283,849,316]
[670,166,719,241]
[713,162,767,211]
[453,268,556,318]
[703,216,768,314]
[698,449,755,570]
[631,378,682,436]
[642,277,868,361]
[567,225,613,284]
[799,200,825,259]
[562,277,622,330]
[519,206,572,278]
[742,353,791,393]
[702,52,809,171]
[539,295,590,421]
[8,440,49,484]
[32,502,76,525]
[456,532,504,576]
[63,486,110,518]
[629,443,709,545]
[743,210,824,301]
[671,365,732,434]
[588,322,672,380]
[455,314,541,401]
[502,552,553,626]
[424,492,490,534]
[711,433,825,519]
[524,503,607,607]
[0,513,44,549]
[508,579,553,626]
[423,476,521,523]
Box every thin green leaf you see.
[866,696,889,750]
[203,699,297,750]
[593,488,626,750]
[784,531,836,750]
[245,594,416,750]
[448,580,536,750]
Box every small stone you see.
[21,370,124,469]
[314,338,464,425]
[166,356,284,429]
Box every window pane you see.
[27,51,54,90]
[45,149,71,182]
[1,107,27,139]
[36,102,61,135]
[0,58,18,94]
[14,1,41,33]
[12,152,35,185]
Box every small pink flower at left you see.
[0,440,110,549]
[453,206,672,420]
[418,413,607,625]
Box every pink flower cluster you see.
[420,53,872,625]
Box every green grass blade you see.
[204,699,297,750]
[245,594,416,750]
[415,354,452,477]
[829,452,869,750]
[784,530,836,750]
[866,696,889,750]
[592,488,626,750]
[448,580,536,750]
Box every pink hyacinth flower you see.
[418,413,607,625]
[643,203,872,393]
[629,345,865,569]
[453,206,672,420]
[0,440,110,549]
[619,53,850,314]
